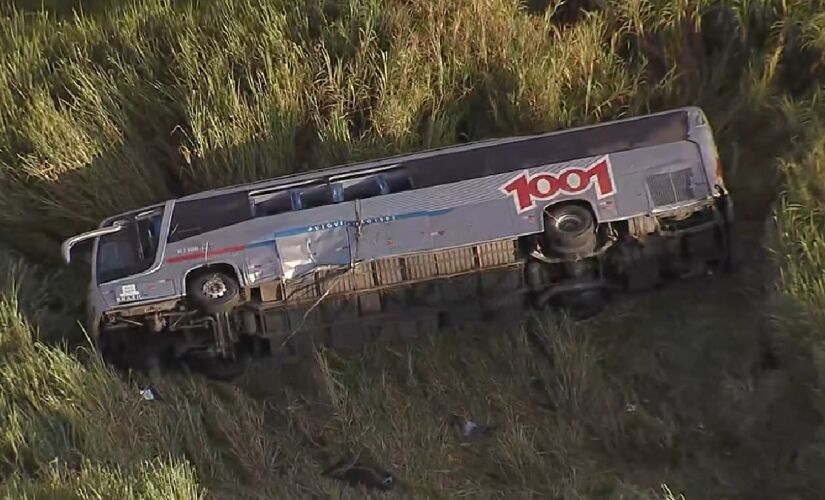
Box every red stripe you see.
[165,244,245,264]
[212,244,245,256]
[166,251,206,264]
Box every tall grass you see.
[769,95,825,386]
[0,249,697,498]
[3,0,823,260]
[2,246,741,498]
[0,254,333,498]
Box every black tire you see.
[543,204,597,256]
[561,290,607,320]
[187,270,241,314]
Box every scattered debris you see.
[139,386,157,401]
[450,414,496,441]
[323,453,397,492]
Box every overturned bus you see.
[62,106,733,374]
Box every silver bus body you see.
[62,106,733,371]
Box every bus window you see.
[168,191,252,243]
[253,190,292,217]
[381,170,412,193]
[298,184,333,209]
[342,177,382,201]
[96,208,164,284]
[340,170,411,201]
[136,210,161,261]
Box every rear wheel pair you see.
[542,204,605,319]
[543,203,598,257]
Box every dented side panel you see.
[277,224,353,279]
[352,208,435,261]
[244,240,281,286]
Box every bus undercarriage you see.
[96,198,733,378]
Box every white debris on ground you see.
[140,387,156,401]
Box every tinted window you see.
[299,185,333,209]
[136,213,161,260]
[381,170,412,192]
[96,209,163,284]
[254,191,292,217]
[342,177,382,201]
[339,170,411,201]
[168,192,252,243]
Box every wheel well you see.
[541,200,598,227]
[539,200,606,255]
[183,263,241,295]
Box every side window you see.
[253,190,292,217]
[381,170,412,193]
[250,183,333,216]
[135,210,162,261]
[298,185,333,209]
[168,192,252,243]
[340,170,412,201]
[248,168,414,219]
[342,177,382,201]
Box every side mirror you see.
[61,222,126,265]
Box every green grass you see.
[1,0,818,260]
[3,0,825,498]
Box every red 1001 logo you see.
[499,156,616,213]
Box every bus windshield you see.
[96,208,164,284]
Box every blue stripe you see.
[394,208,451,220]
[245,208,453,249]
[246,240,277,249]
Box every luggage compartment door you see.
[275,205,358,280]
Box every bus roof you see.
[177,106,698,203]
[100,106,702,227]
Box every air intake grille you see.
[646,168,695,207]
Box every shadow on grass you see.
[225,260,825,498]
[584,266,824,499]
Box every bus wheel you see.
[188,270,241,314]
[543,203,597,256]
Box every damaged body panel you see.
[61,106,734,373]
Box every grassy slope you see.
[2,0,825,498]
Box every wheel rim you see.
[554,213,587,234]
[202,275,228,300]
